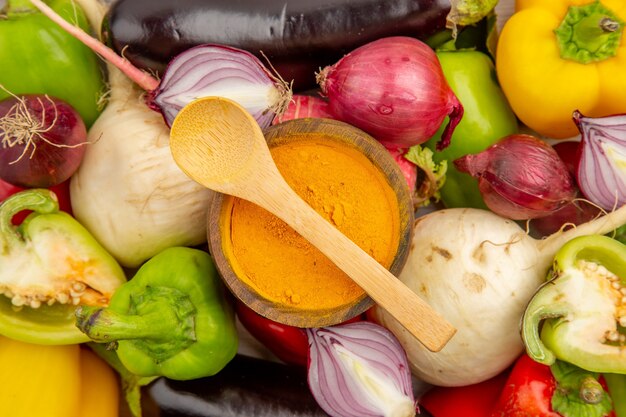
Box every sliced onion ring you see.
[306,322,416,417]
[574,110,626,211]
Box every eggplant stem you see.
[29,0,159,92]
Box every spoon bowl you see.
[169,97,456,352]
[170,96,271,195]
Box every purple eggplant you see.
[102,0,451,90]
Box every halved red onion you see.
[147,45,290,128]
[573,110,626,211]
[306,322,416,417]
[454,134,576,220]
[31,0,291,129]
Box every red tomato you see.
[419,368,510,417]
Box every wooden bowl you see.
[207,118,414,328]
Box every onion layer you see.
[454,134,576,220]
[317,36,463,150]
[574,110,626,211]
[307,322,415,417]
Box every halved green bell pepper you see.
[424,50,518,209]
[0,189,126,344]
[523,235,626,374]
[76,247,238,380]
[0,0,104,126]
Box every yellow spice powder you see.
[225,136,400,310]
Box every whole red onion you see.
[0,95,87,188]
[454,134,576,220]
[317,36,463,150]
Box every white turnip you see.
[69,0,215,268]
[373,205,626,387]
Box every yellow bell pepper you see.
[496,0,626,139]
[0,336,119,417]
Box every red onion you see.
[454,134,576,220]
[317,36,463,150]
[31,0,291,129]
[306,322,416,417]
[0,94,87,188]
[272,95,334,125]
[573,110,626,211]
[531,141,601,237]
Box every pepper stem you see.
[555,1,624,64]
[76,286,196,362]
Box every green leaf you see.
[405,146,447,207]
[447,0,499,37]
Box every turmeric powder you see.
[223,136,401,311]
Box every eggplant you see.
[102,0,451,90]
[142,354,434,417]
[144,354,326,417]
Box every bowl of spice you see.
[208,117,414,327]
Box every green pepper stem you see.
[0,189,58,252]
[77,305,177,341]
[555,1,623,64]
[579,376,605,404]
[75,285,197,362]
[551,361,613,417]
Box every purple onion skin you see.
[318,36,463,150]
[0,95,87,188]
[454,134,577,220]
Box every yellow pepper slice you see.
[497,0,626,139]
[0,336,119,417]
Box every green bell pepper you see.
[522,235,626,374]
[76,247,238,380]
[0,189,126,344]
[0,0,104,126]
[424,50,518,209]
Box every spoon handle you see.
[253,175,456,352]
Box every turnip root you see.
[373,205,626,387]
[69,0,215,268]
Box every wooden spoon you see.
[169,97,456,352]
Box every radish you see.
[372,205,626,386]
